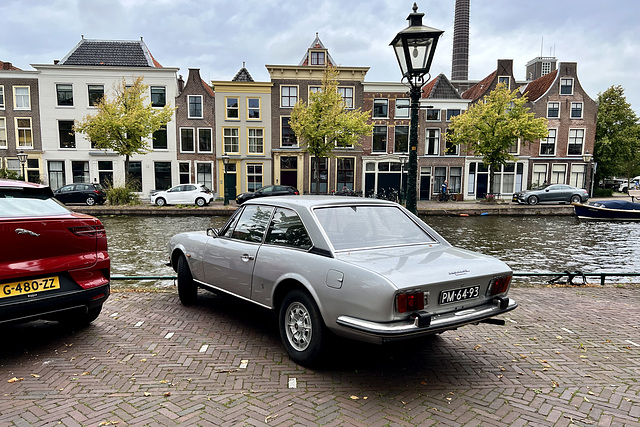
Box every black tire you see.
[570,195,581,203]
[156,197,166,207]
[279,289,328,367]
[85,196,96,206]
[195,197,206,207]
[527,195,539,205]
[177,255,198,306]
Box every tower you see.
[451,0,470,81]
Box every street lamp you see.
[399,154,409,204]
[16,150,28,182]
[222,153,230,206]
[390,2,443,215]
[582,150,596,197]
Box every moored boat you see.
[573,200,640,220]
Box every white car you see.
[150,184,213,207]
[618,176,640,193]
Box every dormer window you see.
[310,51,325,65]
[497,76,510,90]
[560,78,574,95]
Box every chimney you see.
[177,75,185,94]
[2,62,12,70]
[451,0,470,81]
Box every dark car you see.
[54,183,107,206]
[0,179,110,326]
[513,184,589,205]
[236,185,299,205]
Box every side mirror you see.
[207,228,220,237]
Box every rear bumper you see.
[335,297,517,343]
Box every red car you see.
[0,179,110,326]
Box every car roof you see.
[0,179,49,190]
[246,195,398,210]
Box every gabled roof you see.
[520,69,558,102]
[298,33,336,66]
[0,61,21,71]
[461,71,496,101]
[422,74,463,99]
[59,36,162,67]
[232,65,254,82]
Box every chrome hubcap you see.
[285,302,312,351]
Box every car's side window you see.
[231,205,274,243]
[220,208,243,238]
[265,208,312,250]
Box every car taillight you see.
[488,275,512,296]
[396,291,425,313]
[69,225,106,238]
[294,190,300,195]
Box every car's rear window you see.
[0,188,70,218]
[314,205,437,251]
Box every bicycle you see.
[438,190,455,202]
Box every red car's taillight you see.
[68,225,106,238]
[396,291,425,313]
[295,191,300,195]
[488,275,512,296]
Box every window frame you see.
[246,163,264,192]
[198,128,213,153]
[13,86,30,110]
[188,95,203,119]
[225,96,239,120]
[568,128,585,156]
[560,78,574,95]
[0,117,6,148]
[570,102,583,119]
[280,116,297,147]
[281,85,298,108]
[150,86,166,107]
[372,99,389,119]
[247,97,261,120]
[152,125,168,150]
[446,109,461,121]
[426,108,440,121]
[540,128,557,156]
[338,87,354,109]
[247,127,264,155]
[310,51,325,66]
[547,102,560,118]
[425,128,440,156]
[87,84,104,107]
[223,127,240,154]
[56,84,74,107]
[15,117,33,148]
[372,125,387,153]
[394,98,410,118]
[180,127,196,153]
[394,125,409,153]
[497,76,510,90]
[58,120,76,149]
[0,85,4,109]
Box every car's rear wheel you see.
[177,255,198,305]
[85,196,96,206]
[279,289,327,367]
[195,197,206,207]
[570,195,581,203]
[527,195,539,205]
[156,197,166,207]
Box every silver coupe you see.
[168,196,517,366]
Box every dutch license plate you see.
[439,285,480,304]
[1,277,60,299]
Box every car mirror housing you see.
[207,228,219,238]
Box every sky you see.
[2,0,639,114]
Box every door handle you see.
[241,254,255,262]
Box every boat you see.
[573,200,640,220]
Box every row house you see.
[0,61,43,182]
[32,37,180,194]
[211,65,273,200]
[266,34,369,194]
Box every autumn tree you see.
[290,66,373,193]
[447,84,548,194]
[75,76,174,185]
[594,85,640,186]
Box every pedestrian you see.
[440,180,448,201]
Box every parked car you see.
[512,184,589,205]
[168,196,517,366]
[54,183,107,206]
[618,176,640,193]
[0,179,110,326]
[236,185,299,205]
[150,184,213,207]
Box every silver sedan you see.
[168,196,517,366]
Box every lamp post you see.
[582,151,596,197]
[222,153,230,206]
[16,150,28,182]
[399,154,409,204]
[390,2,443,215]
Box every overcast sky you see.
[2,0,639,113]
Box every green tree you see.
[594,85,640,186]
[75,76,174,184]
[290,66,372,193]
[447,84,548,194]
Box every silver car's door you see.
[202,205,274,299]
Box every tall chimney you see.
[451,0,470,81]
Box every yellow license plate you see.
[1,277,60,298]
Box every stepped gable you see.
[461,71,496,102]
[520,69,558,102]
[423,74,463,99]
[59,36,161,67]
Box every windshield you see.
[0,188,70,218]
[314,205,437,251]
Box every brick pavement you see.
[0,285,639,426]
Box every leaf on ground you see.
[8,377,24,383]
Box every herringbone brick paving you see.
[0,285,638,426]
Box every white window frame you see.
[150,86,166,107]
[570,102,583,119]
[197,128,213,153]
[540,129,557,156]
[532,164,548,187]
[87,84,104,107]
[246,163,264,192]
[0,85,4,109]
[188,95,203,119]
[281,86,298,108]
[0,117,6,148]
[426,108,440,121]
[497,76,510,90]
[15,117,33,148]
[551,163,567,184]
[547,102,560,118]
[13,86,30,110]
[56,83,74,107]
[373,99,388,119]
[247,127,264,155]
[560,78,574,95]
[395,98,410,118]
[223,127,240,154]
[180,127,196,153]
[338,87,354,109]
[425,128,440,156]
[196,161,213,190]
[568,128,585,156]
[570,164,587,189]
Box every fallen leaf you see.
[140,359,147,362]
[350,395,359,400]
[31,374,40,378]
[164,392,171,397]
[8,377,24,383]
[144,392,151,397]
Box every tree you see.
[447,84,548,194]
[75,76,174,185]
[290,66,372,193]
[594,85,640,185]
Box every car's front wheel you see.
[527,195,539,205]
[156,197,166,207]
[279,289,328,367]
[177,255,198,305]
[570,195,581,203]
[85,196,96,206]
[195,197,206,207]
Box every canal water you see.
[99,214,640,288]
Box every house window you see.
[445,129,458,155]
[570,164,587,189]
[48,161,65,190]
[425,129,439,155]
[551,164,567,184]
[247,163,263,192]
[180,128,195,152]
[58,120,76,148]
[88,85,104,106]
[248,128,264,154]
[247,98,260,119]
[498,76,510,89]
[540,129,556,155]
[179,162,190,184]
[570,102,583,119]
[0,86,4,108]
[542,62,551,76]
[198,128,213,153]
[226,97,239,119]
[71,161,89,183]
[153,161,171,191]
[372,125,387,152]
[395,99,409,118]
[547,102,559,118]
[16,118,33,148]
[281,117,297,147]
[98,160,114,187]
[128,161,142,191]
[433,167,446,195]
[281,86,298,108]
[337,158,355,191]
[310,51,325,65]
[568,129,584,155]
[426,108,440,121]
[188,95,203,118]
[311,157,328,193]
[223,128,239,153]
[450,167,462,193]
[338,87,354,109]
[13,86,30,110]
[373,99,388,118]
[508,139,519,154]
[560,78,573,95]
[151,86,166,107]
[446,109,461,121]
[309,86,321,95]
[57,84,73,106]
[0,117,6,148]
[196,163,213,190]
[153,125,167,150]
[532,164,548,186]
[394,125,409,153]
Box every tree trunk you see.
[124,154,130,186]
